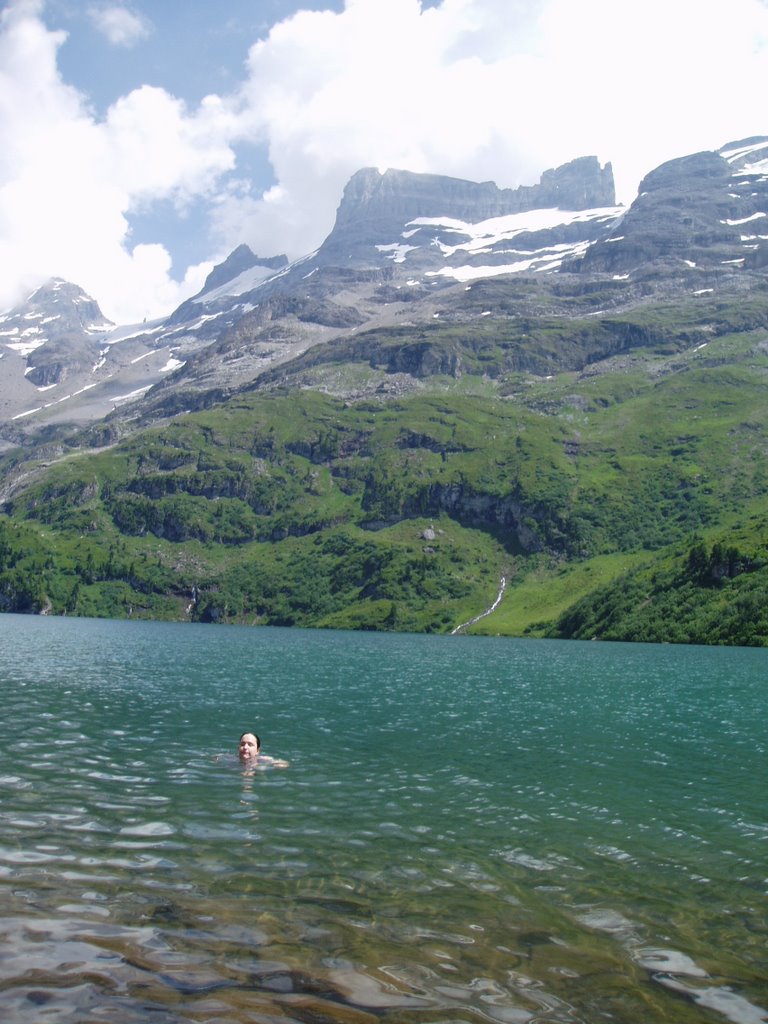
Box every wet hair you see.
[239,732,261,751]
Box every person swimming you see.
[238,732,289,768]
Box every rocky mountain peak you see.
[333,156,615,232]
[538,155,615,209]
[195,245,289,297]
[574,136,768,277]
[637,150,730,194]
[0,278,112,360]
[317,157,616,272]
[0,278,114,404]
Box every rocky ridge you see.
[576,136,768,277]
[1,138,767,441]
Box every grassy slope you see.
[2,319,768,643]
[469,329,768,640]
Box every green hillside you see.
[2,312,768,643]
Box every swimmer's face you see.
[238,733,260,761]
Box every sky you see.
[1,0,767,325]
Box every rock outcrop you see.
[573,136,768,277]
[321,157,616,265]
[197,245,288,295]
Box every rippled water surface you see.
[0,614,766,1024]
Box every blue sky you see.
[46,1,346,281]
[49,1,330,273]
[1,0,767,324]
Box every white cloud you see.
[218,0,768,265]
[1,0,768,324]
[0,0,234,321]
[88,4,150,47]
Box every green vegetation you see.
[3,309,768,644]
[548,531,768,646]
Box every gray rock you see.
[575,137,768,276]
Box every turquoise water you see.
[0,614,766,1024]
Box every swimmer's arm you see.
[258,754,290,768]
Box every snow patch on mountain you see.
[410,205,622,246]
[12,380,101,421]
[372,205,624,281]
[103,319,167,346]
[721,138,768,178]
[194,264,277,305]
[722,212,766,226]
[376,242,418,262]
[734,161,768,178]
[425,240,594,282]
[721,140,767,161]
[0,333,48,358]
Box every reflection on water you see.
[0,614,766,1024]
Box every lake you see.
[0,614,765,1024]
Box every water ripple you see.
[0,617,766,1024]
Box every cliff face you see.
[334,157,615,227]
[575,137,768,276]
[323,157,616,263]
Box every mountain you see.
[0,154,622,436]
[2,137,768,644]
[0,279,112,425]
[0,252,294,444]
[4,140,768,440]
[314,155,616,266]
[577,136,768,277]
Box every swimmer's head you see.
[238,732,261,761]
